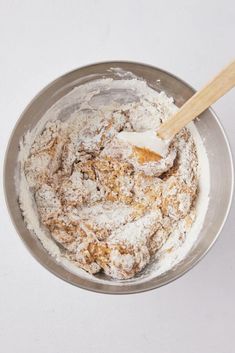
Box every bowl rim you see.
[3,60,234,294]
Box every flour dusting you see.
[18,77,210,283]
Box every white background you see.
[0,1,234,352]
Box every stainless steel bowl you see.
[4,61,234,294]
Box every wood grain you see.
[157,60,235,140]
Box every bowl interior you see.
[4,62,234,294]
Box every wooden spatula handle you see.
[157,60,235,140]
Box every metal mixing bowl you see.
[4,61,234,294]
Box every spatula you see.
[118,60,235,158]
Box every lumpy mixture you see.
[20,81,199,280]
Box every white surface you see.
[0,1,234,352]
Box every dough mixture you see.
[20,79,199,280]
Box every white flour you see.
[18,76,210,284]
